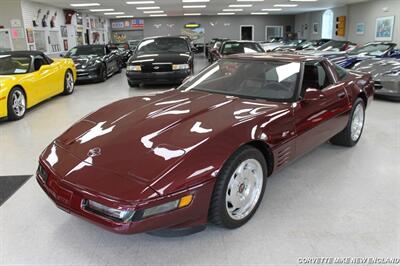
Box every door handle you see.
[337,92,346,99]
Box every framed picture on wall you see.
[60,26,68,38]
[312,23,319,34]
[375,16,395,41]
[356,23,365,35]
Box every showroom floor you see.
[0,55,399,265]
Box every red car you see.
[37,54,374,235]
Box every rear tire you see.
[7,87,26,121]
[62,70,74,95]
[208,145,267,229]
[97,64,107,83]
[330,98,365,147]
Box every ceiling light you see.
[104,12,125,15]
[236,0,264,2]
[274,4,298,7]
[183,5,206,8]
[143,10,164,13]
[89,9,114,12]
[223,9,243,11]
[184,13,202,15]
[116,15,134,18]
[182,0,209,2]
[126,1,155,4]
[251,12,269,15]
[70,3,100,7]
[217,12,235,15]
[229,4,252,7]
[290,0,317,1]
[136,6,160,9]
[262,8,283,11]
[150,14,167,16]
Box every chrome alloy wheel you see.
[66,72,74,93]
[351,103,364,141]
[225,159,264,220]
[12,90,26,117]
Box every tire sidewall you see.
[7,87,26,121]
[215,147,268,228]
[348,98,365,146]
[63,70,74,95]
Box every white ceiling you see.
[32,0,371,17]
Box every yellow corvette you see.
[0,51,76,121]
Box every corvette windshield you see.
[66,46,105,57]
[349,43,392,56]
[221,42,264,55]
[0,55,31,75]
[317,41,346,51]
[137,38,189,54]
[179,59,300,101]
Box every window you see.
[302,62,331,91]
[33,55,48,71]
[335,65,348,80]
[321,10,334,39]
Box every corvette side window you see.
[33,56,48,71]
[302,62,331,91]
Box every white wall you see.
[294,6,348,41]
[0,0,27,50]
[347,0,400,45]
[20,0,111,54]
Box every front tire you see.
[97,64,107,83]
[62,70,74,95]
[209,145,267,229]
[7,87,26,121]
[330,98,365,147]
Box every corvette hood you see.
[353,58,400,80]
[55,90,285,183]
[70,55,101,68]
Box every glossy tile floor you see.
[1,56,399,266]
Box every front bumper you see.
[126,70,190,85]
[36,163,214,234]
[76,67,100,82]
[374,79,400,101]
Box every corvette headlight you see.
[127,65,141,71]
[84,200,135,222]
[172,64,190,70]
[142,195,193,218]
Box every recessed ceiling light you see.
[236,0,264,2]
[252,12,269,15]
[104,12,125,15]
[262,8,283,11]
[290,0,317,1]
[229,4,252,7]
[70,3,100,7]
[136,6,160,9]
[183,5,206,8]
[184,13,202,15]
[89,9,115,12]
[126,1,155,4]
[143,10,164,13]
[223,9,243,12]
[150,14,167,16]
[274,4,298,7]
[116,15,134,18]
[217,12,235,15]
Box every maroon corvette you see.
[37,54,374,235]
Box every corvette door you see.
[104,46,118,74]
[32,55,59,100]
[294,61,350,157]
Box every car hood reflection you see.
[55,89,287,183]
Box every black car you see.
[63,44,121,83]
[126,36,195,87]
[109,43,133,67]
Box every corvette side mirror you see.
[303,88,325,101]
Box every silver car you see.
[353,59,400,100]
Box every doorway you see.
[240,25,254,41]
